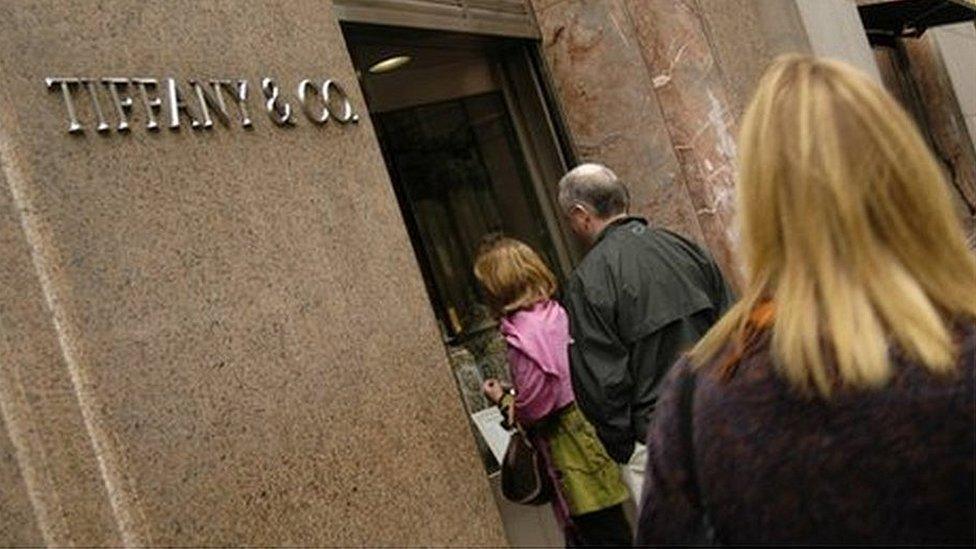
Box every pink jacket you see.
[499,299,575,425]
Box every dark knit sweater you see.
[637,323,976,545]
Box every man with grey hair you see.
[559,163,733,502]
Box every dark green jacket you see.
[564,217,733,462]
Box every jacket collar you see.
[593,215,648,246]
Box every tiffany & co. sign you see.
[45,76,360,134]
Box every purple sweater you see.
[499,300,575,425]
[637,323,976,545]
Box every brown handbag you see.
[500,406,553,505]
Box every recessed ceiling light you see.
[368,55,412,74]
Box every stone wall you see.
[696,0,812,115]
[933,23,976,153]
[0,1,505,545]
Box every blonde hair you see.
[690,55,976,397]
[473,235,557,315]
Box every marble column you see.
[625,0,742,284]
[529,0,706,244]
[529,0,750,284]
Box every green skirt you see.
[536,403,631,516]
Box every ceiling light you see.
[368,55,412,74]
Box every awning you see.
[859,0,975,45]
[333,0,539,40]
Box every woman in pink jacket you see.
[474,234,631,547]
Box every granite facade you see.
[0,0,505,545]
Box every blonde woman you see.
[636,55,976,545]
[474,234,631,547]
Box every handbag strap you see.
[679,370,719,545]
[500,392,536,448]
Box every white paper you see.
[471,407,512,464]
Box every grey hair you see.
[557,163,630,218]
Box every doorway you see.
[343,23,576,339]
[341,22,574,545]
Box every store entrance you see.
[342,22,574,543]
[343,23,576,338]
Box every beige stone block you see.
[795,0,883,83]
[932,24,976,151]
[0,0,505,545]
[696,0,812,116]
[933,25,976,115]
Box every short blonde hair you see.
[690,55,976,397]
[473,235,557,315]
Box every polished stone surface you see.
[529,0,706,244]
[0,1,505,545]
[529,0,752,283]
[626,0,742,284]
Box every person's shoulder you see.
[504,299,562,327]
[651,226,695,245]
[884,319,975,384]
[566,255,615,312]
[603,218,652,247]
[666,354,697,384]
[601,222,706,268]
[666,351,734,388]
[944,319,976,378]
[569,238,616,285]
[649,227,712,260]
[956,319,976,355]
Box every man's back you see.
[564,217,733,462]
